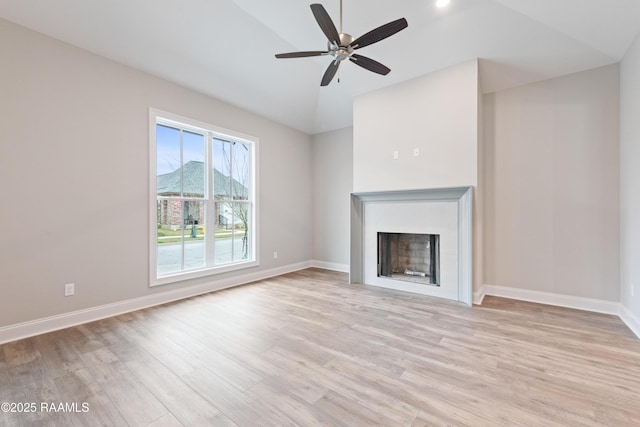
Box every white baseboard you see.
[620,305,640,339]
[0,261,312,345]
[473,288,486,306]
[479,284,621,316]
[310,260,350,273]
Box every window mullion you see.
[179,129,185,271]
[206,132,216,267]
[180,202,185,271]
[229,143,234,261]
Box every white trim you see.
[152,259,259,287]
[0,261,311,345]
[457,187,473,306]
[153,109,258,143]
[149,110,158,285]
[473,285,486,305]
[480,284,620,315]
[620,305,640,339]
[310,260,350,273]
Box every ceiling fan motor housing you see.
[329,33,355,60]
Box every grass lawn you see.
[157,226,246,244]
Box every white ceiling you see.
[1,0,639,134]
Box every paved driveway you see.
[157,237,247,275]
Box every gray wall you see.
[620,32,640,319]
[483,64,620,301]
[0,18,312,327]
[353,60,479,193]
[311,127,353,269]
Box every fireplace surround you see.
[350,187,472,305]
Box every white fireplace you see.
[350,187,472,305]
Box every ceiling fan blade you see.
[349,54,391,75]
[351,18,408,50]
[275,51,328,59]
[310,4,340,46]
[321,60,340,86]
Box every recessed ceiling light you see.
[436,0,450,8]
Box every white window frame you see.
[149,108,259,286]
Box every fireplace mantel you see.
[350,187,473,306]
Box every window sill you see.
[150,259,259,287]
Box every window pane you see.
[233,203,250,261]
[156,124,181,197]
[157,200,184,275]
[213,139,232,200]
[183,131,205,198]
[232,142,250,200]
[183,201,205,271]
[215,201,234,265]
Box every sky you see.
[156,124,204,175]
[156,123,250,186]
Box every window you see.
[150,109,257,285]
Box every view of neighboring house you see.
[156,160,248,229]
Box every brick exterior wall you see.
[391,233,432,274]
[158,200,206,228]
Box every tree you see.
[219,140,251,259]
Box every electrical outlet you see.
[393,150,399,160]
[273,251,278,259]
[413,148,420,157]
[64,283,75,297]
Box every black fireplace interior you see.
[377,232,440,286]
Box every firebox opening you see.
[377,232,440,286]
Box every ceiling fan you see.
[275,1,408,86]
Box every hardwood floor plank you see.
[3,338,41,367]
[249,379,334,426]
[125,358,237,427]
[106,317,201,377]
[31,331,87,381]
[0,342,7,370]
[262,346,418,424]
[313,389,398,426]
[53,371,129,427]
[79,347,169,426]
[5,357,49,390]
[181,367,286,426]
[212,341,331,404]
[145,412,185,427]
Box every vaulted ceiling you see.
[1,0,639,134]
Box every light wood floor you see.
[1,268,639,426]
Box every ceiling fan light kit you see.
[275,1,408,86]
